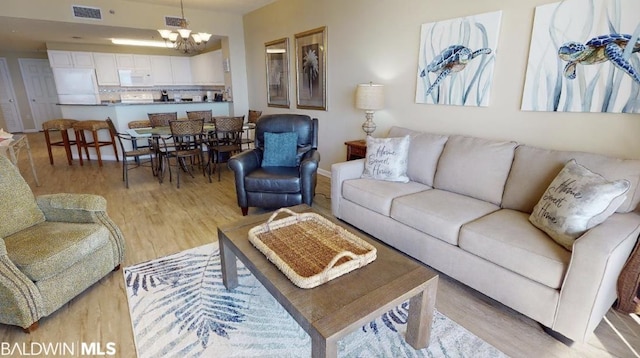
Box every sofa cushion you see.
[388,126,448,186]
[342,178,429,216]
[529,159,630,251]
[502,145,640,214]
[433,135,517,206]
[391,189,499,245]
[361,135,411,182]
[0,156,45,239]
[4,221,111,281]
[459,209,571,289]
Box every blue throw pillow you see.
[262,132,298,167]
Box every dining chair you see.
[148,112,177,127]
[208,116,244,181]
[106,118,155,188]
[187,110,213,123]
[242,110,262,149]
[160,118,206,188]
[127,119,153,162]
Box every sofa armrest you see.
[0,239,45,329]
[331,159,365,218]
[553,212,640,342]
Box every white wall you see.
[243,0,640,173]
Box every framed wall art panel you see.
[295,26,327,110]
[265,37,290,108]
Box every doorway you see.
[0,58,23,133]
[19,58,62,131]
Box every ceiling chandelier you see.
[157,0,212,54]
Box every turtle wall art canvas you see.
[521,0,640,113]
[415,11,502,107]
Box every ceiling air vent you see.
[165,16,185,27]
[72,5,103,20]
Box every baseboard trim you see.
[318,168,330,178]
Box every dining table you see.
[125,122,252,183]
[124,123,217,138]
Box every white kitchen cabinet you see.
[149,55,173,86]
[72,52,95,68]
[190,50,224,85]
[48,51,74,68]
[170,57,192,85]
[116,54,151,70]
[93,53,120,86]
[48,50,94,68]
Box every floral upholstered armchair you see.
[0,155,125,332]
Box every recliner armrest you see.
[36,194,125,264]
[36,194,107,223]
[228,149,262,175]
[300,149,320,174]
[228,149,263,209]
[0,238,45,329]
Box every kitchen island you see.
[59,101,232,161]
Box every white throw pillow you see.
[529,159,630,251]
[361,135,410,183]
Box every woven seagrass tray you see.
[248,208,377,289]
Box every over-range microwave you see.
[118,69,153,87]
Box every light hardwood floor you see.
[1,133,638,358]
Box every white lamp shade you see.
[198,32,212,42]
[157,29,173,39]
[355,83,384,110]
[177,28,192,39]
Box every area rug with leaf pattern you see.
[123,243,509,358]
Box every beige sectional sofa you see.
[331,126,640,342]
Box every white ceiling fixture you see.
[157,0,212,54]
[111,38,172,48]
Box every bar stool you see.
[42,119,78,165]
[72,120,119,167]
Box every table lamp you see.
[355,82,384,137]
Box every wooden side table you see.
[345,139,366,161]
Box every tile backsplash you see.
[99,85,225,102]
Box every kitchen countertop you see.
[58,100,232,106]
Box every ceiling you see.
[0,0,275,53]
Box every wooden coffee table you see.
[218,204,438,358]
